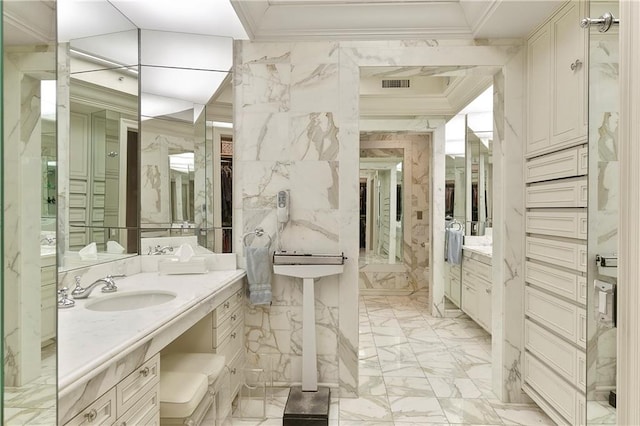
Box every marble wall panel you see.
[587,26,619,400]
[3,48,56,386]
[235,39,522,399]
[140,122,197,225]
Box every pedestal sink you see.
[272,253,345,392]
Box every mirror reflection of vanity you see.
[443,84,495,314]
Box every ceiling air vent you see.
[381,79,410,88]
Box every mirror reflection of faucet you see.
[148,245,174,256]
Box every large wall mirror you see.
[359,149,404,264]
[58,10,233,270]
[465,117,493,236]
[64,29,139,270]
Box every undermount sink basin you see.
[85,291,177,312]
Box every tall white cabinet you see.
[526,0,588,157]
[523,1,588,424]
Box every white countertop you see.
[58,269,245,391]
[462,245,493,258]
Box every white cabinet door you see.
[527,23,551,154]
[550,0,587,147]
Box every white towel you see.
[246,247,272,305]
[79,242,98,260]
[446,229,463,265]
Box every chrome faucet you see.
[40,235,56,245]
[71,275,123,299]
[148,245,174,255]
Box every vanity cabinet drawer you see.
[525,320,578,385]
[229,351,245,399]
[462,257,491,283]
[525,261,585,304]
[213,288,244,326]
[215,320,244,362]
[212,305,243,346]
[526,210,588,239]
[525,287,586,348]
[116,386,159,426]
[41,283,57,341]
[526,236,587,272]
[526,177,587,208]
[578,145,588,175]
[116,354,160,416]
[449,273,461,307]
[525,147,579,183]
[41,265,56,285]
[65,388,116,426]
[524,352,583,425]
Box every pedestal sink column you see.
[272,262,344,393]
[302,277,318,391]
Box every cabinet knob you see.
[139,366,150,377]
[84,409,98,422]
[231,314,237,321]
[485,288,492,294]
[231,367,237,375]
[224,301,230,309]
[231,332,237,339]
[570,59,583,71]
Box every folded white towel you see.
[107,240,125,254]
[175,243,195,262]
[79,242,98,260]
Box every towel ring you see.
[446,220,462,231]
[243,227,272,248]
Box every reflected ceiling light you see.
[207,121,233,128]
[41,80,57,119]
[110,0,248,39]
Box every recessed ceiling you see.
[231,0,566,41]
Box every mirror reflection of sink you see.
[273,264,344,279]
[84,291,177,312]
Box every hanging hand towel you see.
[246,246,272,305]
[446,229,463,265]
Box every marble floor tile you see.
[339,395,393,422]
[371,326,406,338]
[429,377,483,399]
[231,294,556,425]
[587,400,617,424]
[374,335,409,347]
[490,401,557,425]
[380,362,426,378]
[3,407,56,425]
[417,360,468,378]
[388,396,448,423]
[439,398,503,425]
[384,376,435,397]
[358,374,387,396]
[471,378,500,399]
[369,316,402,328]
[377,343,418,363]
[359,358,383,375]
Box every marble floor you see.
[3,343,57,425]
[231,294,555,425]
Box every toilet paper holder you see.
[594,279,616,327]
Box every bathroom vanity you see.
[460,247,493,333]
[57,269,245,425]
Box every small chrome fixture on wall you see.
[580,12,619,32]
